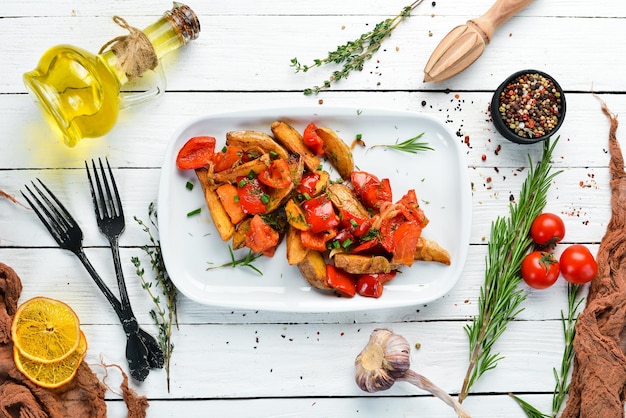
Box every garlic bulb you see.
[355,328,411,392]
[355,328,472,418]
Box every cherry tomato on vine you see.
[521,251,560,289]
[559,244,598,284]
[530,213,565,248]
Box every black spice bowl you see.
[490,69,566,144]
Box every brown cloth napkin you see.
[0,262,148,418]
[562,101,626,417]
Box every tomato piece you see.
[303,122,325,156]
[398,189,429,227]
[530,212,566,248]
[295,172,320,199]
[391,221,422,266]
[356,272,397,298]
[302,195,339,233]
[245,215,279,254]
[364,272,397,284]
[326,264,356,298]
[338,208,372,237]
[258,159,293,189]
[356,275,383,298]
[350,171,392,210]
[300,228,337,252]
[351,237,380,254]
[521,251,560,289]
[176,136,216,170]
[236,176,268,215]
[213,145,243,172]
[559,244,598,284]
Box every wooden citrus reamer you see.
[423,0,534,83]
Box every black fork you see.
[22,179,163,382]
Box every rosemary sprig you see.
[206,245,264,275]
[290,0,424,95]
[510,283,584,418]
[459,138,562,402]
[371,132,432,154]
[132,202,178,393]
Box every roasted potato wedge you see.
[286,226,309,265]
[214,153,270,184]
[271,121,320,172]
[327,183,369,218]
[333,253,396,275]
[285,199,309,231]
[231,217,252,250]
[297,250,331,290]
[196,168,235,241]
[414,237,451,265]
[315,126,354,180]
[226,130,289,161]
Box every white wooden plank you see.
[1,14,625,93]
[105,395,555,418]
[77,321,563,398]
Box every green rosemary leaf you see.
[510,394,551,418]
[371,132,432,154]
[291,0,424,94]
[459,138,562,402]
[510,282,584,417]
[206,246,264,275]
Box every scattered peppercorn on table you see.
[1,1,625,416]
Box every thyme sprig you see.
[290,0,424,95]
[510,283,584,418]
[132,202,178,393]
[206,246,264,275]
[459,138,562,402]
[371,132,433,154]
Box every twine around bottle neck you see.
[99,16,158,81]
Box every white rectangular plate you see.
[158,107,471,312]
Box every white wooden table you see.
[1,1,625,417]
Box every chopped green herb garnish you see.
[185,181,194,190]
[260,194,270,204]
[187,208,201,217]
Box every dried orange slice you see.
[14,330,88,389]
[11,296,81,363]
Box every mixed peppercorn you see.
[497,72,563,139]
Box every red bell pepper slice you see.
[176,136,216,170]
[350,171,392,210]
[326,264,356,298]
[302,195,339,233]
[356,272,397,298]
[295,172,320,198]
